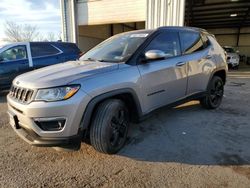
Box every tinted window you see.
[180,31,204,54]
[56,43,81,54]
[145,32,181,58]
[31,43,60,57]
[0,46,27,61]
[201,33,210,48]
[223,47,235,53]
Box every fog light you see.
[34,117,66,131]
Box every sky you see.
[0,0,61,41]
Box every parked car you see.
[223,46,240,69]
[7,27,227,154]
[0,42,81,90]
[247,57,250,65]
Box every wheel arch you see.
[207,69,227,90]
[213,69,227,84]
[80,88,142,131]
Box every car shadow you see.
[118,101,250,165]
[0,91,8,103]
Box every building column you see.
[146,0,185,29]
[60,0,78,43]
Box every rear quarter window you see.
[31,43,60,57]
[201,33,210,48]
[55,43,81,54]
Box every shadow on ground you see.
[118,101,250,165]
[0,91,8,103]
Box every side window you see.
[31,43,60,57]
[180,31,204,54]
[0,46,27,61]
[145,32,181,58]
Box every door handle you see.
[176,62,186,66]
[206,55,212,59]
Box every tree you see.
[46,32,56,41]
[4,21,39,42]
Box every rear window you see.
[179,31,205,54]
[31,43,60,57]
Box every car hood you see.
[14,61,119,88]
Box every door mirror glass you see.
[145,50,166,60]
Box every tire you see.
[200,76,224,109]
[90,99,129,154]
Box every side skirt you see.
[138,92,207,122]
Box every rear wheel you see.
[200,76,224,109]
[90,99,129,154]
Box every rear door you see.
[30,43,63,69]
[179,31,216,95]
[137,31,188,112]
[0,45,30,88]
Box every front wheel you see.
[200,76,224,109]
[234,65,239,70]
[90,99,129,154]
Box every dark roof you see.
[30,41,75,45]
[157,26,207,32]
[185,0,250,29]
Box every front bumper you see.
[227,58,239,67]
[7,89,91,147]
[8,113,82,148]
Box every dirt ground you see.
[0,68,250,188]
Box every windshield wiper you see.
[97,59,109,62]
[83,58,119,63]
[85,57,97,61]
[83,58,106,62]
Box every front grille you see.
[9,85,34,104]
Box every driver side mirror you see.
[0,56,3,62]
[145,50,166,61]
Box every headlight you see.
[35,85,80,102]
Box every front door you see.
[0,45,30,88]
[137,31,188,113]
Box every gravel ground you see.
[0,68,250,188]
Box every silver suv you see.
[7,27,227,154]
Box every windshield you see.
[224,47,235,53]
[80,32,150,63]
[0,45,7,50]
